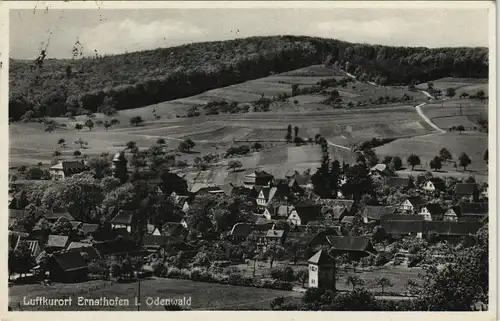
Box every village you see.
[8,132,489,310]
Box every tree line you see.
[10,35,487,121]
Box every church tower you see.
[308,249,336,290]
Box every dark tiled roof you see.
[259,187,277,200]
[380,214,425,223]
[254,222,275,231]
[455,183,477,196]
[143,235,169,247]
[255,170,273,178]
[47,235,69,248]
[325,236,377,255]
[385,177,410,188]
[308,250,333,265]
[459,202,488,216]
[423,203,445,219]
[425,221,483,236]
[404,196,425,208]
[90,228,133,242]
[293,205,322,223]
[93,239,141,257]
[51,160,87,171]
[382,220,424,234]
[52,251,88,272]
[428,178,446,189]
[44,212,75,221]
[111,211,134,225]
[9,209,31,220]
[230,223,253,238]
[382,220,482,236]
[362,206,397,221]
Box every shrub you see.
[228,271,244,285]
[166,267,181,279]
[374,252,393,266]
[408,254,424,267]
[271,267,295,282]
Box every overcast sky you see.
[10,7,489,59]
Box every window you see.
[311,279,315,284]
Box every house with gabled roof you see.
[419,203,445,221]
[361,206,397,224]
[111,210,134,232]
[325,236,377,256]
[143,235,170,254]
[458,202,488,221]
[400,196,425,214]
[264,205,294,220]
[307,226,347,247]
[287,204,322,226]
[256,187,278,207]
[443,206,460,222]
[49,160,88,181]
[47,251,88,282]
[455,183,479,202]
[422,178,446,193]
[244,170,274,188]
[90,227,134,243]
[229,223,254,242]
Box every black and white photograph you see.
[4,1,495,314]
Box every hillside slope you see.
[10,35,488,120]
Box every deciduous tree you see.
[458,152,471,171]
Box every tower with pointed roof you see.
[308,249,336,290]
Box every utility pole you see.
[136,272,141,311]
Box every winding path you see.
[342,70,445,134]
[326,140,351,150]
[414,102,446,133]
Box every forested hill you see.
[9,35,488,120]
